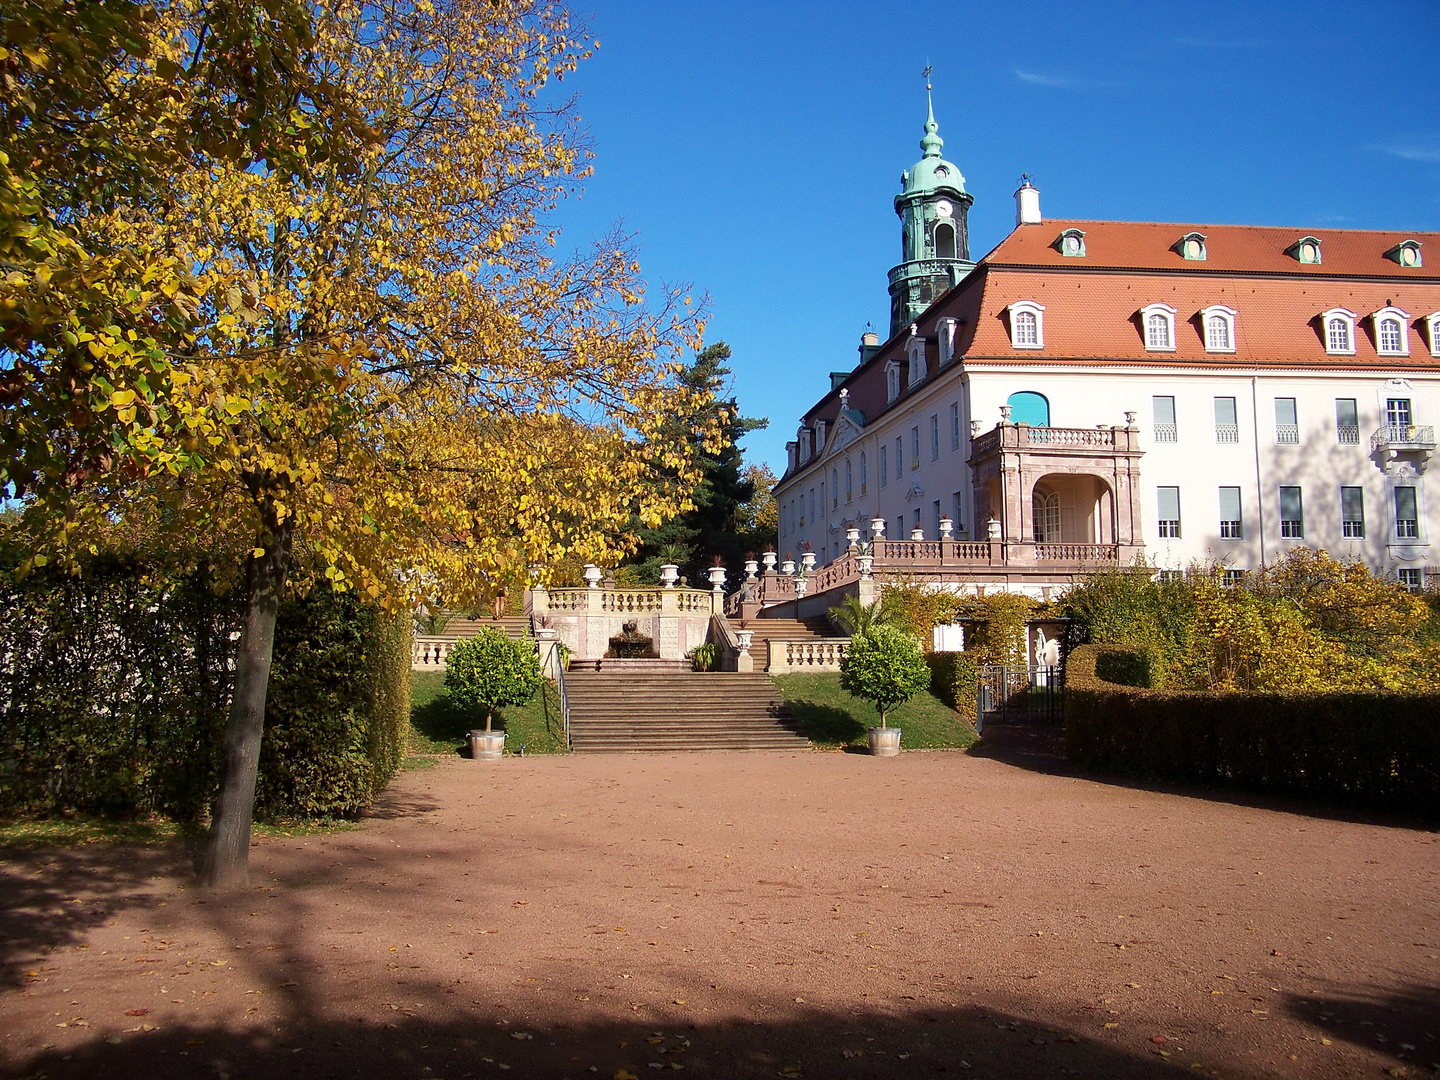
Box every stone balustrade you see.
[767,637,849,674]
[412,637,454,671]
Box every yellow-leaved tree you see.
[1,0,722,888]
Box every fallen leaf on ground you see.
[125,1009,149,1017]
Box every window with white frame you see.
[814,420,827,452]
[1341,486,1365,539]
[907,338,927,387]
[950,402,961,450]
[937,317,958,365]
[1372,307,1410,357]
[885,360,901,403]
[1398,568,1424,592]
[1140,304,1177,351]
[1274,398,1299,445]
[1224,568,1246,586]
[1214,396,1239,444]
[1335,399,1360,445]
[1279,486,1304,539]
[844,459,852,503]
[1006,301,1045,349]
[910,426,920,470]
[1395,486,1420,539]
[1156,486,1181,538]
[1428,313,1440,358]
[879,445,888,488]
[1219,486,1242,539]
[1153,395,1177,443]
[859,450,867,495]
[830,470,837,510]
[1200,305,1236,353]
[1321,308,1356,355]
[930,414,940,460]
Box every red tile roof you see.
[988,220,1440,278]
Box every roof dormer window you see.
[1055,228,1086,257]
[1140,303,1177,351]
[1321,308,1356,355]
[885,359,901,404]
[1372,307,1411,357]
[1386,240,1423,268]
[1288,236,1322,265]
[1173,232,1207,261]
[1006,301,1045,349]
[799,427,813,462]
[1427,313,1440,358]
[907,334,928,388]
[814,419,828,452]
[1200,305,1237,353]
[937,317,959,365]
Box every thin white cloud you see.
[1368,143,1440,164]
[1014,68,1074,88]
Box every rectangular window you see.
[1156,486,1181,539]
[896,437,904,479]
[1341,486,1365,539]
[930,414,940,460]
[952,490,965,533]
[808,488,814,526]
[950,403,961,450]
[1398,568,1424,592]
[1157,570,1183,583]
[821,482,827,514]
[1275,397,1299,444]
[859,450,867,495]
[1335,398,1359,445]
[895,515,905,541]
[1219,486,1242,539]
[911,426,921,469]
[912,508,922,534]
[932,499,942,539]
[1223,569,1245,587]
[1395,486,1419,539]
[1387,397,1413,436]
[1280,486,1304,539]
[844,460,852,503]
[1215,396,1239,443]
[1153,395,1177,443]
[879,445,888,487]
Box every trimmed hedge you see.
[0,558,412,821]
[1067,644,1440,817]
[927,651,979,723]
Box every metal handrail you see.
[554,659,571,749]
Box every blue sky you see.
[545,0,1440,475]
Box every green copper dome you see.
[899,91,966,198]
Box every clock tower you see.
[887,83,975,337]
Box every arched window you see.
[845,459,853,502]
[1007,391,1050,427]
[859,450,867,494]
[1148,313,1171,349]
[1033,489,1062,543]
[885,360,901,403]
[934,222,956,260]
[1379,318,1405,355]
[1328,318,1351,353]
[831,469,838,510]
[1014,310,1038,346]
[1207,315,1230,351]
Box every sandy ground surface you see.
[1,727,1437,1080]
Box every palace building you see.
[771,99,1440,594]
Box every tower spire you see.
[920,66,942,158]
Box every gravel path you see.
[2,729,1436,1079]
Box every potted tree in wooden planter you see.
[839,625,931,757]
[445,628,543,760]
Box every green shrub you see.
[444,629,542,731]
[1093,646,1164,689]
[1066,644,1440,817]
[688,642,719,672]
[0,557,411,821]
[926,651,979,723]
[839,626,932,728]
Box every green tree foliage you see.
[827,593,899,635]
[1060,550,1433,692]
[839,626,931,728]
[444,629,543,733]
[628,342,767,583]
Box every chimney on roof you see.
[858,330,881,365]
[1014,175,1041,227]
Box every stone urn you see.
[800,551,817,573]
[870,516,886,539]
[583,563,603,588]
[743,558,759,581]
[707,565,727,592]
[910,527,925,541]
[761,551,778,574]
[659,563,679,588]
[469,730,506,761]
[867,726,901,757]
[857,554,874,578]
[795,576,809,598]
[780,558,796,575]
[845,526,860,551]
[939,516,954,539]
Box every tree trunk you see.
[484,708,492,733]
[202,511,293,890]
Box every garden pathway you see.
[2,737,1436,1079]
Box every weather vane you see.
[922,64,932,90]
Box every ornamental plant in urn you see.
[445,628,543,760]
[839,625,931,757]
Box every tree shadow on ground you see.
[1279,983,1440,1064]
[781,698,868,747]
[6,1001,1215,1080]
[971,721,1438,830]
[410,690,476,751]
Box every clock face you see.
[935,199,953,217]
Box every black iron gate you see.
[976,664,1063,728]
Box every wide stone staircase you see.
[565,672,810,752]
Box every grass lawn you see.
[411,671,568,756]
[772,672,978,751]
